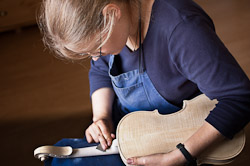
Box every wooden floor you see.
[0,0,249,165]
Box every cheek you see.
[103,35,127,55]
[105,25,129,54]
[115,29,129,50]
[114,35,129,54]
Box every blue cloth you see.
[44,138,125,166]
[89,0,250,139]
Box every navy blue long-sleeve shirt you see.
[89,0,250,139]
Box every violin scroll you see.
[34,145,73,161]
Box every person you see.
[38,0,250,165]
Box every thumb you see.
[127,157,147,165]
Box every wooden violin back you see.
[116,94,245,165]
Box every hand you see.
[126,149,186,166]
[85,118,115,150]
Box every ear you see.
[102,4,121,20]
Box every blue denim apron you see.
[109,54,179,115]
[45,53,180,166]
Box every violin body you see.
[116,94,245,165]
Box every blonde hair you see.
[38,0,137,60]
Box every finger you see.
[91,123,108,150]
[87,128,107,150]
[127,156,150,166]
[85,129,94,143]
[88,124,101,143]
[98,121,114,146]
[128,153,166,166]
[98,133,108,150]
[111,133,116,139]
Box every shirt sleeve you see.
[168,15,250,139]
[88,55,113,96]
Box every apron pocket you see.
[112,82,153,111]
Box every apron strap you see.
[139,2,145,74]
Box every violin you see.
[34,94,245,165]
